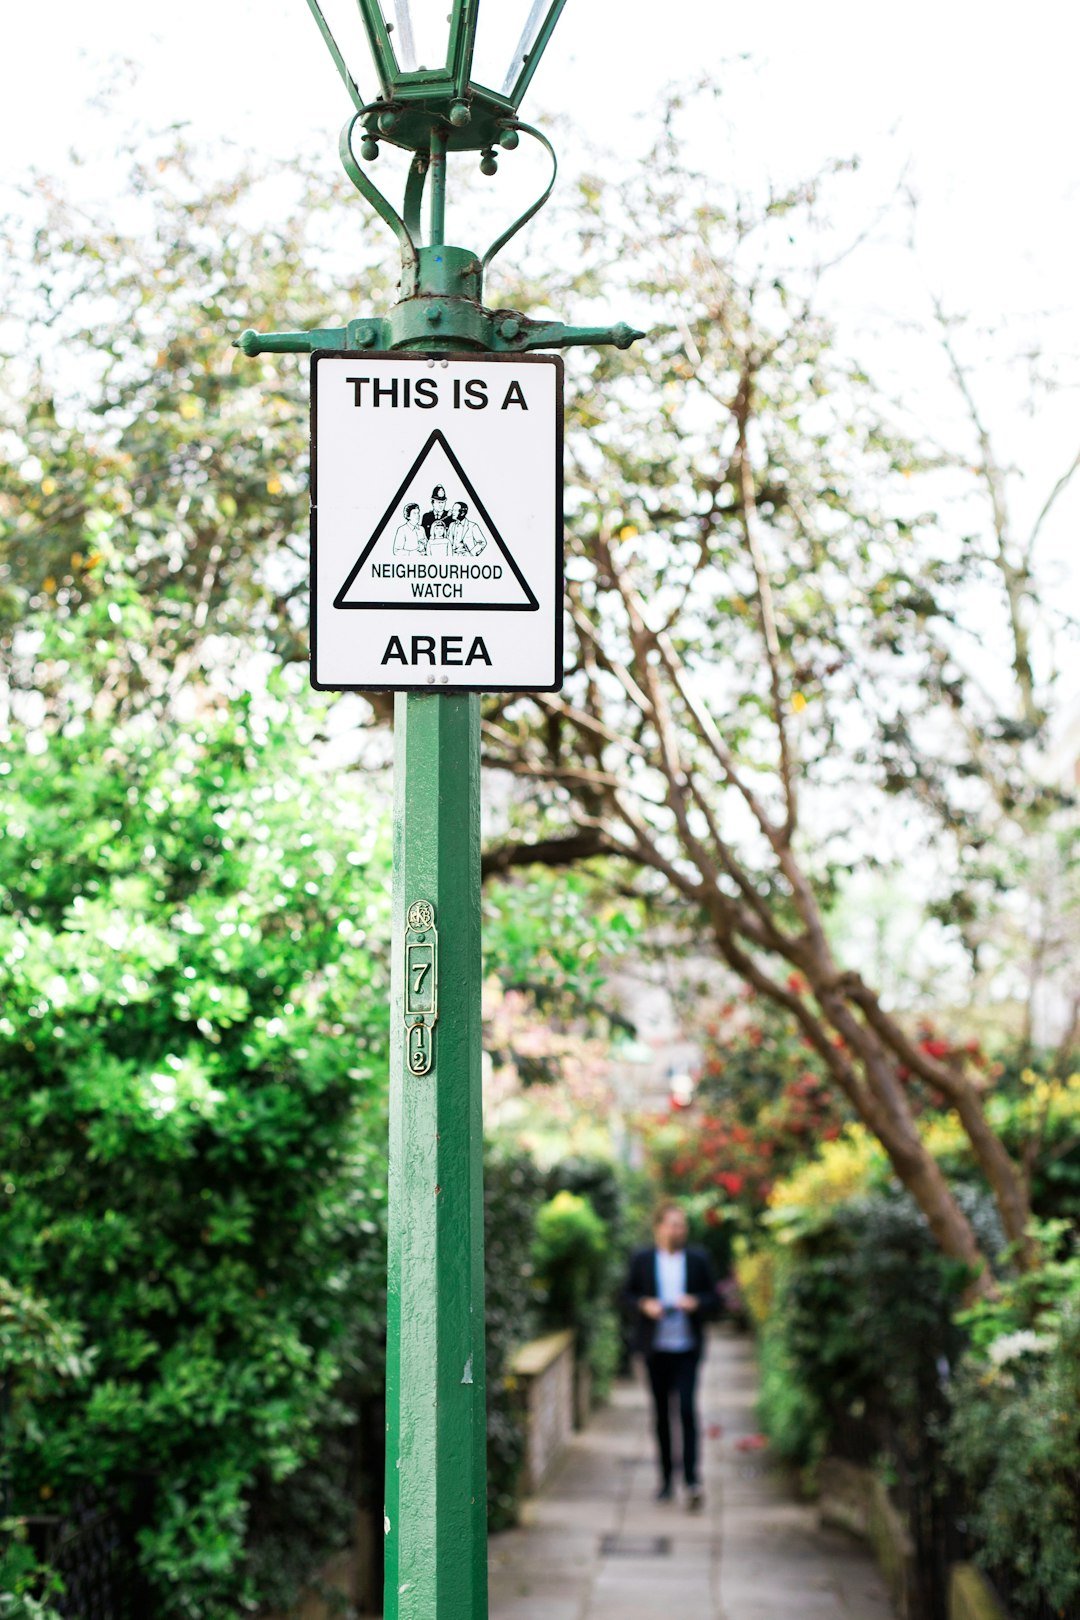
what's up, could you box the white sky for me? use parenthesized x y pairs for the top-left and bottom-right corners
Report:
(5, 0), (1080, 613)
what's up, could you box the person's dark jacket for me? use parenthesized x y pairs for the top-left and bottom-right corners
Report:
(623, 1245), (717, 1357)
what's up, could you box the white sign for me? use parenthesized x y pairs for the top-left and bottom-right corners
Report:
(310, 354), (563, 691)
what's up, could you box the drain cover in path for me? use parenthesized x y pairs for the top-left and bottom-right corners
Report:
(599, 1535), (671, 1557)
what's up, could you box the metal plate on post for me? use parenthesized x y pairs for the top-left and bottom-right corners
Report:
(404, 898), (438, 1075)
(310, 352), (563, 693)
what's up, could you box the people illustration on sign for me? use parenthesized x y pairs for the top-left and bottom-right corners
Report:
(392, 484), (489, 559)
(392, 503), (425, 554)
(450, 500), (486, 556)
(422, 485), (450, 544)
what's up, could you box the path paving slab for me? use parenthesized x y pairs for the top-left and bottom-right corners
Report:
(489, 1325), (894, 1620)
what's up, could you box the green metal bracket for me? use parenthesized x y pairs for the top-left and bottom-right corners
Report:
(480, 122), (556, 275)
(233, 109), (645, 362)
(235, 321), (361, 355)
(340, 110), (420, 289)
(234, 310), (643, 357)
(402, 152), (428, 245)
(510, 317), (645, 351)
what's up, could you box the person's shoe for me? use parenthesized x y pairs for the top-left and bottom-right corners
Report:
(686, 1485), (704, 1511)
(656, 1480), (674, 1502)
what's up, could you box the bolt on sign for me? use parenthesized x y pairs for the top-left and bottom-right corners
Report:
(310, 353), (563, 692)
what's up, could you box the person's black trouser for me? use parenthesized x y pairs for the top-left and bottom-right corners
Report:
(645, 1349), (701, 1487)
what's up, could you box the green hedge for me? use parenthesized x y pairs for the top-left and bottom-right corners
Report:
(534, 1157), (644, 1400)
(0, 682), (392, 1618)
(751, 1170), (1080, 1620)
(759, 1185), (1001, 1467)
(483, 1147), (546, 1530)
(945, 1236), (1080, 1618)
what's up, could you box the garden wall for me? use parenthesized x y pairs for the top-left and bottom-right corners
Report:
(509, 1328), (577, 1494)
(949, 1565), (1011, 1620)
(819, 1460), (1014, 1620)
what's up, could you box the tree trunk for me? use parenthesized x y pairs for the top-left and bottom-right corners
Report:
(816, 992), (994, 1293)
(841, 977), (1036, 1264)
(709, 917), (995, 1293)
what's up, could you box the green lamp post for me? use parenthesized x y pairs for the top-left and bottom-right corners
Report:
(236, 9), (642, 1620)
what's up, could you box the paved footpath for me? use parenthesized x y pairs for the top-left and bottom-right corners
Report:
(489, 1326), (894, 1620)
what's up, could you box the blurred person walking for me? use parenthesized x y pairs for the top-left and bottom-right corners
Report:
(624, 1199), (716, 1508)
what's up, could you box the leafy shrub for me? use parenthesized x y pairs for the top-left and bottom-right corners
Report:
(584, 1310), (622, 1397)
(532, 1189), (621, 1401)
(756, 1183), (1001, 1467)
(483, 1146), (545, 1531)
(735, 1125), (884, 1374)
(544, 1157), (624, 1234)
(732, 1105), (1080, 1618)
(946, 1233), (1080, 1618)
(756, 1315), (823, 1466)
(0, 1536), (65, 1620)
(0, 664), (392, 1619)
(678, 1190), (738, 1280)
(533, 1191), (606, 1305)
(0, 1280), (90, 1617)
(988, 1072), (1080, 1223)
(543, 1156), (646, 1389)
(533, 1191), (609, 1326)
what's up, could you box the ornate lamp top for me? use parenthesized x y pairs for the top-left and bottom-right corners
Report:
(235, 0), (645, 359)
(309, 0), (566, 155)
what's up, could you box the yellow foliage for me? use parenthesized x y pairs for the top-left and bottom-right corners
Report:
(1028, 1072), (1080, 1115)
(919, 1112), (969, 1161)
(791, 691), (808, 713)
(988, 1070), (1080, 1135)
(735, 1244), (776, 1327)
(768, 1125), (882, 1216)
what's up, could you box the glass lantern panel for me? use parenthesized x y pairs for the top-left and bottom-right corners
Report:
(312, 0), (377, 87)
(377, 0), (452, 74)
(470, 0), (553, 99)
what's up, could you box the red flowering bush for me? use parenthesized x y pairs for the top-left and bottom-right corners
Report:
(644, 992), (849, 1222)
(644, 999), (1002, 1231)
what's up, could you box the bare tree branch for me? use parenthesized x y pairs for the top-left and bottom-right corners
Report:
(732, 357), (800, 835)
(933, 298), (1040, 727)
(481, 829), (617, 880)
(1029, 441), (1080, 553)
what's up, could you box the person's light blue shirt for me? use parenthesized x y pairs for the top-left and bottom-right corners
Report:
(654, 1248), (694, 1352)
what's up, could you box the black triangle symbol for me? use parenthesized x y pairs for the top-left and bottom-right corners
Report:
(333, 428), (539, 612)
